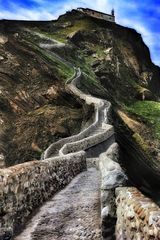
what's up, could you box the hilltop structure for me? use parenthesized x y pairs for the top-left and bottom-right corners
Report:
(77, 8), (115, 23)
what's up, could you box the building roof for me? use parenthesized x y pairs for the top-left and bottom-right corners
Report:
(77, 8), (114, 18)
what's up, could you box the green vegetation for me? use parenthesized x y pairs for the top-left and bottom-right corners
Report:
(31, 27), (66, 43)
(127, 101), (160, 139)
(36, 47), (75, 81)
(23, 37), (74, 81)
(135, 85), (150, 95)
(31, 18), (97, 43)
(57, 19), (97, 37)
(77, 56), (98, 82)
(132, 133), (149, 152)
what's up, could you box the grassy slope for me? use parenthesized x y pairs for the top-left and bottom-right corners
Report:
(28, 20), (108, 97)
(21, 31), (74, 81)
(126, 101), (160, 139)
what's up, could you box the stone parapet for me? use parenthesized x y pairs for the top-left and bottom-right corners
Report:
(43, 68), (112, 160)
(60, 125), (114, 155)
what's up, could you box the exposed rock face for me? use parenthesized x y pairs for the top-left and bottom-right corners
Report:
(51, 10), (160, 189)
(0, 34), (8, 44)
(0, 67), (115, 239)
(57, 10), (160, 101)
(42, 10), (160, 172)
(0, 10), (160, 169)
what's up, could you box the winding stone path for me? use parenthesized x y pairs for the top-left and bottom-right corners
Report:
(15, 168), (101, 240)
(12, 34), (113, 239)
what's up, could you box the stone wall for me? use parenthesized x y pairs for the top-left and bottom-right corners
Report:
(43, 68), (113, 159)
(77, 8), (115, 23)
(1, 64), (159, 240)
(42, 107), (99, 158)
(116, 187), (160, 239)
(99, 143), (127, 239)
(60, 125), (113, 155)
(43, 70), (100, 159)
(0, 152), (86, 239)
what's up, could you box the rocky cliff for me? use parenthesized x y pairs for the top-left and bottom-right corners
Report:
(0, 9), (160, 173)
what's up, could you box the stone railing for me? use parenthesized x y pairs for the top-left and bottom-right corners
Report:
(1, 55), (159, 239)
(42, 105), (99, 158)
(24, 28), (160, 239)
(116, 187), (160, 239)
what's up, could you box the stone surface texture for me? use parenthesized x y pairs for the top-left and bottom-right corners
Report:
(0, 152), (86, 239)
(116, 187), (160, 240)
(15, 168), (101, 240)
(99, 143), (127, 239)
(43, 68), (113, 159)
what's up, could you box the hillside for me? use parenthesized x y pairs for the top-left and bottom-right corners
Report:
(0, 19), (93, 167)
(0, 9), (160, 171)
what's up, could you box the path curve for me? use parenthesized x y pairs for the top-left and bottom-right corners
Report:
(43, 68), (114, 160)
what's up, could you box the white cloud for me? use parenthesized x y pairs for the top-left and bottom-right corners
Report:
(81, 0), (112, 12)
(0, 8), (54, 20)
(0, 0), (159, 65)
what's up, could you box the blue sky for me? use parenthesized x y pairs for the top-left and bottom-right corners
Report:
(0, 0), (159, 66)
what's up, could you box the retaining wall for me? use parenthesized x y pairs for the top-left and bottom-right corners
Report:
(60, 125), (113, 155)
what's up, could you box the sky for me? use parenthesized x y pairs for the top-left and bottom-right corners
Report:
(0, 0), (159, 66)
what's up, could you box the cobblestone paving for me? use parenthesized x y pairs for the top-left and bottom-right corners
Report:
(15, 168), (101, 240)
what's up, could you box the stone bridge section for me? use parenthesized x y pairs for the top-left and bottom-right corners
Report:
(0, 68), (114, 239)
